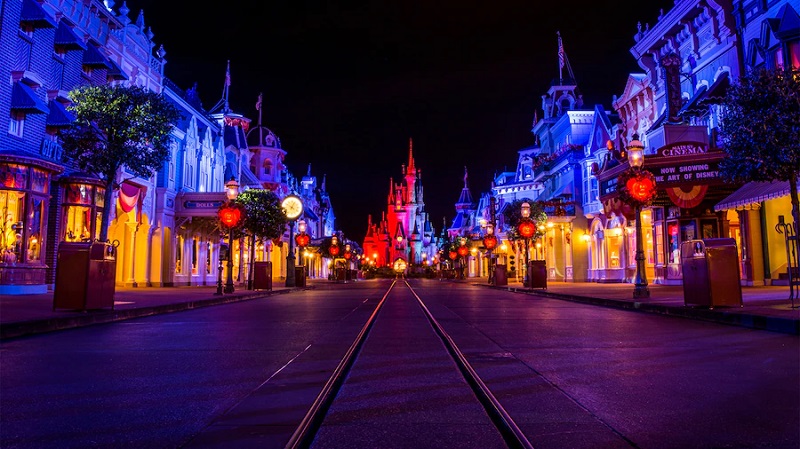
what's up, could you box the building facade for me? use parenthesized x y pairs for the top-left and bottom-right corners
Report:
(0, 0), (335, 295)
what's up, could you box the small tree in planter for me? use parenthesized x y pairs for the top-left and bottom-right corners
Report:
(233, 189), (288, 288)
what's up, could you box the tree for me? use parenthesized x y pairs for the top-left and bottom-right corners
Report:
(234, 189), (288, 242)
(59, 85), (180, 242)
(719, 68), (800, 236)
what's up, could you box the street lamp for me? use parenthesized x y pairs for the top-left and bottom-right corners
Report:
(220, 177), (240, 294)
(457, 236), (469, 279)
(518, 202), (536, 287)
(627, 135), (651, 299)
(281, 194), (304, 287)
(295, 219), (310, 285)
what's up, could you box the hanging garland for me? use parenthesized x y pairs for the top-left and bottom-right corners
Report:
(617, 167), (658, 209)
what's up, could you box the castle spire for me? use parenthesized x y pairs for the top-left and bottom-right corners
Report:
(408, 137), (415, 171)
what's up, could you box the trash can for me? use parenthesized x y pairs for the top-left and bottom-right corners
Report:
(54, 241), (116, 311)
(295, 266), (306, 287)
(494, 264), (508, 286)
(253, 261), (272, 291)
(681, 238), (742, 308)
(528, 260), (547, 289)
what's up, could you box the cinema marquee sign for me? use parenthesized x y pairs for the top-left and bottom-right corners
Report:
(658, 142), (708, 157)
(600, 143), (722, 196)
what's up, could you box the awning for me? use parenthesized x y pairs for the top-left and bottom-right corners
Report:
(46, 100), (74, 127)
(20, 0), (56, 28)
(82, 45), (111, 68)
(106, 59), (128, 80)
(714, 180), (799, 211)
(11, 82), (49, 113)
(678, 84), (708, 116)
(54, 21), (86, 50)
(698, 71), (730, 107)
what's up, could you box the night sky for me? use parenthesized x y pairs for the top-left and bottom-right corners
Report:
(125, 0), (674, 241)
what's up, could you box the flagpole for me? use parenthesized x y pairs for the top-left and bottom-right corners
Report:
(557, 31), (563, 85)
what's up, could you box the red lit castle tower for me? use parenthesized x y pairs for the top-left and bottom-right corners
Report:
(362, 139), (438, 271)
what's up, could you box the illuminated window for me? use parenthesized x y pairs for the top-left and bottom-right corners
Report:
(0, 191), (25, 264)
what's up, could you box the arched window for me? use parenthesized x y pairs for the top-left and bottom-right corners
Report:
(263, 160), (272, 175)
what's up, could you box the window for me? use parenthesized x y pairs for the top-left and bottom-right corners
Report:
(8, 111), (24, 137)
(263, 160), (272, 175)
(1, 190), (25, 264)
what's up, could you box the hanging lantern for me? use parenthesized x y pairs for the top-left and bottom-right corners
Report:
(626, 175), (657, 202)
(344, 251), (352, 260)
(457, 245), (469, 257)
(329, 244), (340, 256)
(295, 233), (310, 248)
(483, 234), (498, 250)
(218, 203), (243, 228)
(518, 218), (535, 239)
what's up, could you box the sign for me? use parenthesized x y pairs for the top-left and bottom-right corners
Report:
(658, 142), (708, 158)
(601, 160), (721, 196)
(651, 160), (720, 187)
(184, 200), (224, 209)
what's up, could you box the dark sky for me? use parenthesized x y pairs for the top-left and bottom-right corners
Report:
(125, 0), (674, 240)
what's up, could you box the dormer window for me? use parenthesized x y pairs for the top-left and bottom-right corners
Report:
(263, 160), (272, 175)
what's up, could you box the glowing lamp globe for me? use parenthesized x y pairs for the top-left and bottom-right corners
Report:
(518, 219), (535, 239)
(218, 205), (241, 228)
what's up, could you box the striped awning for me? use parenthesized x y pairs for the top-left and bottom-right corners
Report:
(20, 0), (56, 28)
(82, 45), (111, 68)
(54, 21), (86, 50)
(11, 82), (49, 113)
(46, 100), (75, 127)
(714, 180), (798, 211)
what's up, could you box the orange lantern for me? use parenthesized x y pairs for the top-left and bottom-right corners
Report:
(457, 245), (469, 257)
(518, 218), (535, 239)
(448, 251), (458, 260)
(344, 251), (352, 260)
(218, 204), (242, 228)
(295, 233), (310, 248)
(483, 235), (498, 250)
(626, 175), (656, 202)
(330, 245), (340, 256)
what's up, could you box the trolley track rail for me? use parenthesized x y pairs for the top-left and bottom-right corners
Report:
(284, 279), (534, 449)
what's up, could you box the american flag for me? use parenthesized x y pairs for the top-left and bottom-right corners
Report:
(558, 32), (565, 69)
(255, 93), (262, 111)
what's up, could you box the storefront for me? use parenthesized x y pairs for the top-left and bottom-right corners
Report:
(597, 141), (739, 285)
(0, 154), (62, 294)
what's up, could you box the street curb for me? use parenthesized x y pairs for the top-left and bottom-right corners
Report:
(0, 287), (309, 341)
(480, 284), (799, 336)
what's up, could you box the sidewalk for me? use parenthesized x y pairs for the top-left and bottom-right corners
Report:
(479, 280), (799, 335)
(1, 279), (798, 340)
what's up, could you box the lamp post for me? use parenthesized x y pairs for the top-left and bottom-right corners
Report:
(628, 135), (651, 299)
(281, 195), (303, 287)
(223, 177), (240, 294)
(457, 236), (469, 279)
(517, 202), (536, 287)
(295, 219), (309, 285)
